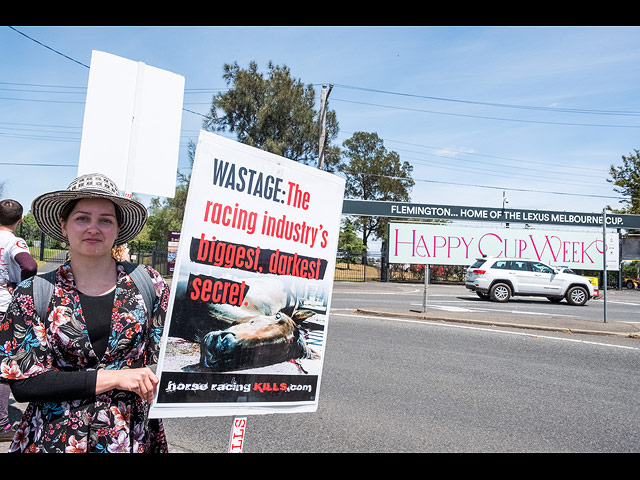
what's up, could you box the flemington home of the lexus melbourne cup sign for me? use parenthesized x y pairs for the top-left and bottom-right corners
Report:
(342, 199), (640, 230)
(341, 200), (634, 271)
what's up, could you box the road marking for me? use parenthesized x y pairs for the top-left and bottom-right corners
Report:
(332, 312), (640, 351)
(334, 289), (422, 295)
(409, 302), (579, 318)
(608, 300), (640, 306)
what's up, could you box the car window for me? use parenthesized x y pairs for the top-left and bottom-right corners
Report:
(508, 261), (529, 271)
(530, 262), (554, 274)
(470, 260), (486, 268)
(492, 260), (509, 269)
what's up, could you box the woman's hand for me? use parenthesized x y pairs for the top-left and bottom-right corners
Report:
(96, 367), (159, 403)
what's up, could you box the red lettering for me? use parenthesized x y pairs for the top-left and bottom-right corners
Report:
(447, 236), (461, 257)
(478, 233), (502, 257)
(189, 276), (247, 306)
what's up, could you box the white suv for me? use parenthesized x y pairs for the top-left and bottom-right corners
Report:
(465, 257), (596, 306)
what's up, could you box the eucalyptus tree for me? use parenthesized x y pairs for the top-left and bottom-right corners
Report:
(338, 131), (414, 259)
(609, 149), (640, 215)
(204, 61), (340, 171)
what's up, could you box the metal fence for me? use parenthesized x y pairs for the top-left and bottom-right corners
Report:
(332, 249), (466, 284)
(18, 224), (68, 266)
(127, 241), (169, 276)
(383, 264), (466, 284)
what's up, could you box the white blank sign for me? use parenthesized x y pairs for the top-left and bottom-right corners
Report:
(78, 50), (185, 198)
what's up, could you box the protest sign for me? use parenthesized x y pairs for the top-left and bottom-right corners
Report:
(78, 50), (184, 198)
(149, 132), (345, 418)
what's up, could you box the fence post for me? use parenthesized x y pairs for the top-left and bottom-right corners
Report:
(39, 232), (45, 261)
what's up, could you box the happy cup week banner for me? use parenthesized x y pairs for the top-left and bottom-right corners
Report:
(389, 223), (619, 270)
(150, 132), (345, 418)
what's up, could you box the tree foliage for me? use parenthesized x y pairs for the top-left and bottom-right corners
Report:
(338, 218), (367, 266)
(609, 149), (640, 214)
(338, 131), (414, 248)
(203, 61), (340, 171)
(17, 213), (40, 241)
(141, 143), (194, 243)
(144, 183), (188, 243)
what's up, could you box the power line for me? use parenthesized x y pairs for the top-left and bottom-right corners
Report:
(8, 26), (90, 68)
(6, 26), (209, 120)
(338, 131), (606, 177)
(332, 97), (640, 129)
(332, 83), (640, 117)
(354, 173), (625, 201)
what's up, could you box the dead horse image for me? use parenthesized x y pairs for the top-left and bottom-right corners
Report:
(175, 277), (321, 373)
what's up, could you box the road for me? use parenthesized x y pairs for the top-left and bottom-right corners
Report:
(332, 281), (640, 325)
(161, 282), (640, 453)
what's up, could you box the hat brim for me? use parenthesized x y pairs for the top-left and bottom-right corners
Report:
(31, 190), (148, 245)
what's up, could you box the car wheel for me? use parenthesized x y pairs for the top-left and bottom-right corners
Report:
(627, 280), (635, 289)
(476, 292), (489, 300)
(566, 286), (588, 306)
(490, 283), (511, 302)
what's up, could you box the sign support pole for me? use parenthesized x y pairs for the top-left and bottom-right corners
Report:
(423, 264), (429, 313)
(603, 208), (607, 323)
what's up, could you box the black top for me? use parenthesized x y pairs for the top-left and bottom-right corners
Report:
(10, 289), (114, 403)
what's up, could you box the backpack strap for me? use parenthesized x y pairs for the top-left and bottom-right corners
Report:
(32, 269), (57, 321)
(121, 261), (156, 317)
(121, 262), (158, 372)
(32, 263), (157, 322)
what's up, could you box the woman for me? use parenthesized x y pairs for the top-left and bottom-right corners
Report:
(0, 173), (169, 453)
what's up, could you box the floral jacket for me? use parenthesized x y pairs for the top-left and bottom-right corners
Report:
(0, 261), (169, 453)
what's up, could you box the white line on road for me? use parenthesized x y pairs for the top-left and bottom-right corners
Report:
(332, 312), (640, 351)
(608, 300), (640, 306)
(409, 302), (579, 317)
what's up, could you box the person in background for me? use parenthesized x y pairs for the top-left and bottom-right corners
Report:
(0, 174), (169, 453)
(111, 243), (131, 261)
(0, 199), (37, 441)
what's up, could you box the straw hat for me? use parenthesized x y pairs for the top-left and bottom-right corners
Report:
(31, 173), (148, 245)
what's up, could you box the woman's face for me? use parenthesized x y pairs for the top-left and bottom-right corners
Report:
(60, 198), (120, 259)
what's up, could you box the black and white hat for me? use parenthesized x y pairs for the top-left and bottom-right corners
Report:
(31, 173), (148, 245)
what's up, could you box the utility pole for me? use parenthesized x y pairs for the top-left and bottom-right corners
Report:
(318, 84), (333, 170)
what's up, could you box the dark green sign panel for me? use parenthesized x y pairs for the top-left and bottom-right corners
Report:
(342, 199), (640, 229)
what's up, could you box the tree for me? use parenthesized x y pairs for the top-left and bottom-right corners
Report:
(141, 142), (194, 243)
(338, 218), (367, 268)
(608, 149), (640, 214)
(203, 61), (340, 171)
(338, 131), (414, 256)
(17, 213), (40, 244)
(144, 185), (188, 243)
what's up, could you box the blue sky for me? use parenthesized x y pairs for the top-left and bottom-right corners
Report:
(2, 26), (640, 230)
